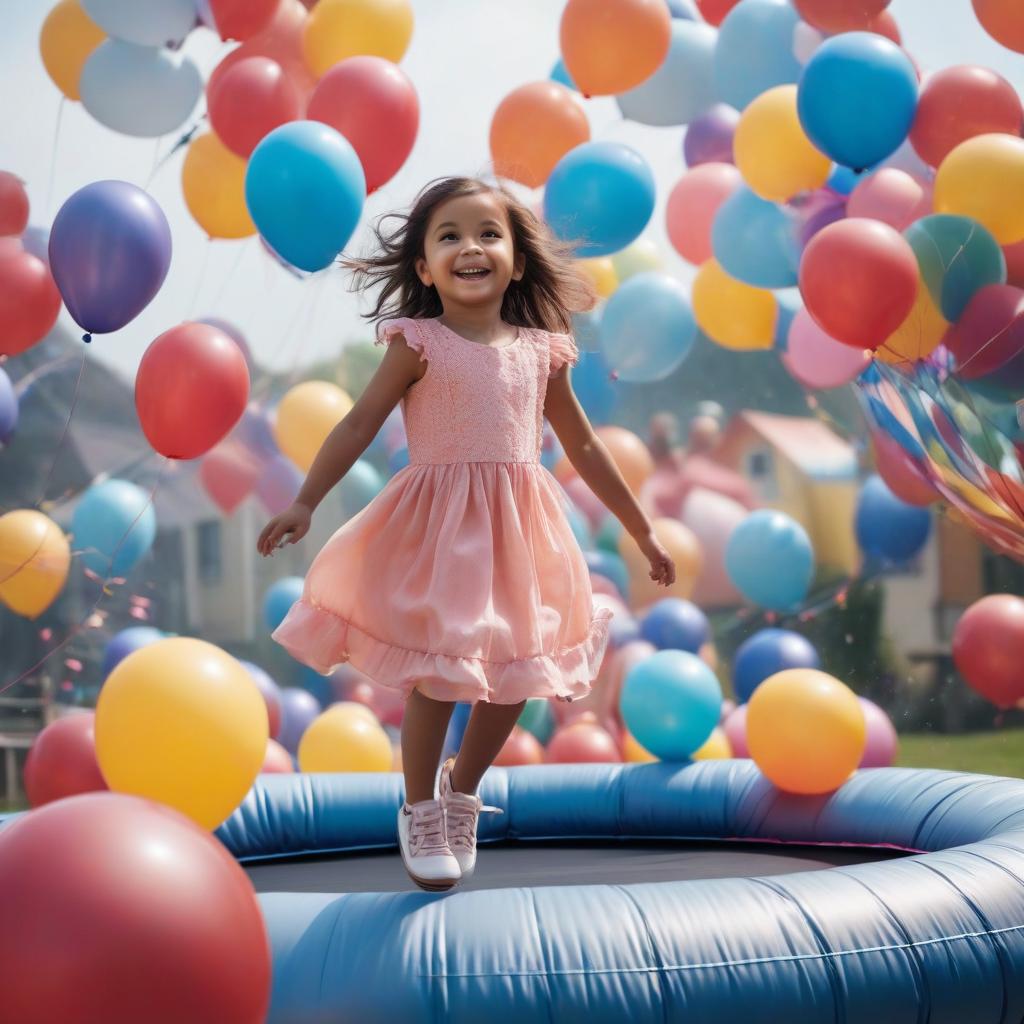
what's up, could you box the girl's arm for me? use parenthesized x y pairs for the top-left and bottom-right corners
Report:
(544, 365), (675, 586)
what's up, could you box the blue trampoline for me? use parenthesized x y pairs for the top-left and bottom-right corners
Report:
(217, 760), (1024, 1023)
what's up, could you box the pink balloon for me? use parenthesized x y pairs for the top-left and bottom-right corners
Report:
(857, 697), (899, 768)
(666, 162), (743, 265)
(562, 474), (608, 532)
(679, 487), (745, 607)
(722, 702), (749, 757)
(720, 697), (737, 724)
(847, 168), (931, 231)
(589, 572), (621, 598)
(199, 437), (263, 514)
(782, 307), (872, 389)
(261, 738), (294, 773)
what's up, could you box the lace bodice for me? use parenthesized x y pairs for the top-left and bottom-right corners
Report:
(376, 316), (579, 466)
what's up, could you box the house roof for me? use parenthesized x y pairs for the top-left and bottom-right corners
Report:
(721, 411), (858, 481)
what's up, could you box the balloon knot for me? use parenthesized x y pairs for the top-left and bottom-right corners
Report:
(609, 370), (619, 381)
(82, 333), (92, 344)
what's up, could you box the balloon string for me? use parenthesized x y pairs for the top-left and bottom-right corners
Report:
(207, 236), (253, 313)
(144, 112), (207, 190)
(44, 96), (65, 221)
(187, 238), (213, 318)
(33, 343), (87, 511)
(250, 283), (316, 404)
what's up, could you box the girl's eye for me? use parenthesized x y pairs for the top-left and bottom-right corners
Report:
(441, 232), (457, 241)
(483, 230), (500, 238)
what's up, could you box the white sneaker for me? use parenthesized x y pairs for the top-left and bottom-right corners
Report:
(438, 757), (504, 880)
(397, 798), (461, 892)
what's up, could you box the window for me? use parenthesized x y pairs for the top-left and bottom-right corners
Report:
(745, 447), (778, 501)
(197, 521), (222, 585)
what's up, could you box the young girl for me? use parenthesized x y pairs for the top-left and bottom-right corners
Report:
(257, 177), (676, 892)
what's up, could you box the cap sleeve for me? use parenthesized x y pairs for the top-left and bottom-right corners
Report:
(376, 317), (430, 363)
(547, 332), (580, 378)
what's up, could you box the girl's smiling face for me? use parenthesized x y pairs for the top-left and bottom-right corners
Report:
(415, 191), (525, 309)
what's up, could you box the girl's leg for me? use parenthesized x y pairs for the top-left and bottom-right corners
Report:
(449, 697), (526, 795)
(401, 686), (457, 804)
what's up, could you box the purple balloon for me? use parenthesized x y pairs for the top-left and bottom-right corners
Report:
(257, 452), (302, 515)
(0, 366), (17, 445)
(197, 316), (253, 370)
(20, 225), (50, 265)
(239, 660), (283, 740)
(278, 687), (322, 754)
(49, 180), (171, 338)
(236, 403), (278, 459)
(101, 626), (165, 678)
(683, 103), (740, 167)
(858, 697), (899, 768)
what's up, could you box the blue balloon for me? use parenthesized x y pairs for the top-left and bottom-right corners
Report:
(263, 576), (304, 631)
(732, 628), (820, 703)
(797, 33), (918, 170)
(773, 288), (802, 349)
(665, 0), (698, 16)
(827, 165), (869, 196)
(544, 142), (655, 258)
(904, 215), (1006, 323)
(617, 20), (716, 127)
(639, 598), (710, 653)
(621, 650), (722, 760)
(571, 349), (618, 424)
(585, 550), (629, 602)
(599, 273), (696, 382)
(72, 479), (156, 577)
(246, 121), (366, 273)
(572, 309), (601, 352)
(714, 0), (802, 112)
(855, 474), (931, 565)
(339, 459), (383, 519)
(101, 626), (164, 678)
(725, 510), (814, 611)
(712, 186), (800, 288)
(83, 0), (196, 47)
(565, 504), (594, 550)
(550, 57), (577, 91)
(388, 446), (410, 474)
(609, 613), (642, 649)
(277, 687), (322, 754)
(0, 366), (17, 445)
(298, 665), (335, 708)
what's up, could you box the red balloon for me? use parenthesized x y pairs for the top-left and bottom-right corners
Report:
(308, 57), (419, 194)
(953, 594), (1024, 708)
(793, 0), (890, 32)
(909, 65), (1023, 168)
(0, 171), (29, 236)
(208, 0), (281, 41)
(0, 250), (61, 356)
(694, 0), (742, 26)
(135, 322), (250, 460)
(866, 10), (901, 42)
(23, 713), (108, 807)
(199, 438), (263, 513)
(545, 718), (621, 764)
(972, 0), (1024, 55)
(0, 793), (270, 1024)
(871, 431), (938, 507)
(494, 726), (544, 766)
(261, 738), (294, 772)
(1003, 239), (1024, 287)
(943, 284), (1024, 379)
(799, 218), (918, 349)
(208, 57), (303, 158)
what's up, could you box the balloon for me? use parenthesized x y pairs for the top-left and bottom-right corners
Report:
(276, 689), (320, 753)
(338, 458), (384, 518)
(722, 702), (749, 756)
(695, 0), (741, 26)
(302, 0), (413, 76)
(570, 348), (618, 425)
(875, 282), (948, 366)
(725, 509), (814, 611)
(943, 283), (1024, 380)
(910, 65), (1022, 169)
(855, 474), (931, 565)
(263, 576), (304, 631)
(794, 189), (847, 249)
(678, 488), (746, 607)
(666, 162), (743, 265)
(732, 628), (820, 704)
(0, 251), (61, 356)
(683, 103), (740, 167)
(714, 0), (802, 112)
(23, 712), (107, 807)
(71, 479), (156, 578)
(273, 379), (353, 472)
(598, 272), (696, 382)
(559, 0), (672, 97)
(82, 0), (194, 46)
(544, 141), (656, 258)
(781, 308), (871, 389)
(308, 56), (419, 194)
(799, 218), (918, 349)
(735, 85), (831, 202)
(199, 438), (262, 514)
(246, 121), (366, 273)
(494, 726), (545, 766)
(847, 168), (930, 231)
(858, 696), (899, 768)
(0, 366), (17, 444)
(549, 56), (577, 92)
(578, 257), (617, 298)
(39, 0), (106, 102)
(298, 705), (393, 771)
(870, 430), (937, 506)
(692, 259), (777, 351)
(257, 452), (303, 514)
(692, 726), (732, 760)
(518, 697), (556, 745)
(101, 626), (164, 678)
(616, 19), (716, 127)
(712, 185), (800, 288)
(793, 0), (891, 32)
(95, 637), (268, 829)
(545, 719), (621, 763)
(594, 425), (655, 495)
(620, 649), (722, 760)
(639, 597), (709, 653)
(747, 669), (865, 794)
(1004, 239), (1024, 288)
(972, 0), (1024, 54)
(0, 172), (29, 236)
(180, 134), (256, 240)
(262, 738), (295, 772)
(0, 510), (71, 618)
(934, 133), (1024, 245)
(952, 593), (1024, 708)
(208, 0), (280, 40)
(49, 180), (171, 337)
(797, 33), (917, 170)
(610, 238), (662, 282)
(619, 516), (703, 606)
(136, 322), (250, 459)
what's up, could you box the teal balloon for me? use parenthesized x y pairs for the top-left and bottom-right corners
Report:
(518, 698), (555, 744)
(550, 57), (577, 92)
(246, 121), (366, 272)
(620, 650), (722, 760)
(585, 550), (629, 601)
(71, 479), (156, 577)
(597, 515), (623, 555)
(565, 505), (594, 550)
(571, 349), (618, 424)
(263, 576), (304, 631)
(904, 215), (1006, 323)
(599, 273), (696, 382)
(712, 186), (799, 288)
(339, 459), (383, 519)
(725, 510), (814, 611)
(773, 288), (802, 349)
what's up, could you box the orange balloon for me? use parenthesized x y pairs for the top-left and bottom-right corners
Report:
(972, 0), (1024, 54)
(490, 81), (590, 189)
(619, 516), (703, 607)
(623, 729), (658, 763)
(494, 726), (545, 766)
(594, 425), (655, 495)
(560, 0), (672, 97)
(39, 0), (105, 102)
(746, 669), (866, 795)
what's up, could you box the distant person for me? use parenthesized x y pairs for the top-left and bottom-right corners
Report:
(256, 177), (675, 892)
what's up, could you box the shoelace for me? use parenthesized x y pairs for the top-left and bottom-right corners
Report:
(444, 794), (503, 852)
(407, 804), (452, 857)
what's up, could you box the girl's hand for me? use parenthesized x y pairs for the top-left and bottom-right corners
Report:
(636, 530), (676, 588)
(257, 503), (311, 557)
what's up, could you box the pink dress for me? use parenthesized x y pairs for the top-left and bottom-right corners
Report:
(271, 315), (614, 705)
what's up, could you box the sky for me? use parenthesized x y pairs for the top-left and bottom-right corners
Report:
(2, 0), (1022, 382)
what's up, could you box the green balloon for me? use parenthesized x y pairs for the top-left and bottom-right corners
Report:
(517, 698), (555, 744)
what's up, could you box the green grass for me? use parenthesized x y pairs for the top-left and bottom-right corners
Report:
(896, 728), (1024, 779)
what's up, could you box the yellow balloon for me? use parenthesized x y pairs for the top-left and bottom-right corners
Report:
(95, 638), (268, 829)
(181, 134), (255, 240)
(734, 85), (831, 202)
(579, 257), (618, 299)
(692, 726), (732, 761)
(610, 238), (662, 283)
(328, 700), (381, 727)
(299, 705), (394, 771)
(302, 0), (414, 78)
(274, 380), (354, 472)
(0, 510), (71, 619)
(39, 0), (105, 102)
(934, 133), (1024, 244)
(623, 729), (658, 763)
(876, 284), (948, 366)
(746, 669), (865, 795)
(618, 516), (703, 607)
(692, 259), (777, 351)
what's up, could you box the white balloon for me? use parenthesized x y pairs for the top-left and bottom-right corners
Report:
(83, 0), (197, 47)
(81, 40), (202, 138)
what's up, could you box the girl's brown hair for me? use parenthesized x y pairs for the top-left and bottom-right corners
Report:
(342, 176), (597, 335)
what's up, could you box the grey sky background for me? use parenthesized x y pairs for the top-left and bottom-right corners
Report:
(1, 0), (1022, 382)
